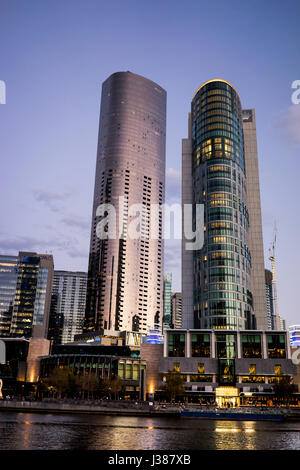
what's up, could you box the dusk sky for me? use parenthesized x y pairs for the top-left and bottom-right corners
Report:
(0, 0), (299, 326)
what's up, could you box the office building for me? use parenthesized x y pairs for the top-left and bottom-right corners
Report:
(242, 109), (268, 330)
(265, 269), (274, 329)
(163, 273), (172, 328)
(84, 72), (166, 335)
(265, 269), (286, 330)
(289, 325), (300, 347)
(39, 341), (146, 400)
(10, 252), (53, 338)
(0, 255), (18, 337)
(144, 329), (297, 405)
(171, 292), (182, 329)
(182, 79), (267, 330)
(279, 317), (286, 331)
(48, 270), (87, 344)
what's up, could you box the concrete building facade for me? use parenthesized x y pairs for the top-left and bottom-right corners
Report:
(242, 109), (268, 330)
(145, 329), (297, 405)
(171, 292), (182, 329)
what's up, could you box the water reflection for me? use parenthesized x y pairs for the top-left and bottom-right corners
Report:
(0, 412), (299, 450)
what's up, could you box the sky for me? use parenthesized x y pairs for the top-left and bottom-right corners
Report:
(0, 0), (299, 327)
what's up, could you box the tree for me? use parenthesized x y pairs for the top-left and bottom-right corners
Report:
(161, 371), (185, 402)
(99, 375), (123, 399)
(273, 375), (296, 404)
(110, 376), (123, 400)
(77, 373), (100, 399)
(46, 367), (78, 399)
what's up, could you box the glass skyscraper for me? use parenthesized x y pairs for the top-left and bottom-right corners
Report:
(49, 270), (87, 344)
(182, 79), (254, 330)
(163, 273), (172, 328)
(9, 252), (53, 338)
(0, 255), (18, 336)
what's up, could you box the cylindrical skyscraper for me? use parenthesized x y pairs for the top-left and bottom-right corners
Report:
(182, 79), (253, 330)
(84, 72), (166, 335)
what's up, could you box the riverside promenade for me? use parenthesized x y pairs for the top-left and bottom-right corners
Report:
(0, 399), (182, 417)
(1, 399), (300, 420)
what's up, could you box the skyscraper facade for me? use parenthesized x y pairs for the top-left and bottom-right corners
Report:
(84, 72), (166, 335)
(265, 268), (286, 331)
(171, 292), (182, 329)
(49, 270), (87, 344)
(242, 109), (268, 330)
(265, 269), (274, 330)
(0, 255), (18, 337)
(163, 273), (172, 328)
(182, 79), (262, 330)
(9, 252), (53, 338)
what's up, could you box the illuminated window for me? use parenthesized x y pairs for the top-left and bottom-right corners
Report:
(275, 365), (282, 376)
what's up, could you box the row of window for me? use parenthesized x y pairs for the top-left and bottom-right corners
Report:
(172, 362), (283, 377)
(168, 333), (286, 359)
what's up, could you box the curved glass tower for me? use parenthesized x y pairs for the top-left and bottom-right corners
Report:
(189, 79), (252, 330)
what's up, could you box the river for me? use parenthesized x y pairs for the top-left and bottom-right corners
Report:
(0, 411), (299, 450)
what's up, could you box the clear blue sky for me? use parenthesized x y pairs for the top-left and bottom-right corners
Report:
(0, 0), (299, 326)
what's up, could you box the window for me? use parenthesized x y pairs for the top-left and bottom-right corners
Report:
(267, 334), (286, 358)
(241, 334), (262, 358)
(168, 333), (185, 357)
(190, 375), (212, 382)
(216, 334), (236, 358)
(191, 333), (210, 357)
(219, 359), (235, 385)
(241, 376), (265, 383)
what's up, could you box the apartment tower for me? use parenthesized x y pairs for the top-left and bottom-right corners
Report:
(49, 271), (87, 344)
(182, 79), (267, 330)
(84, 72), (166, 335)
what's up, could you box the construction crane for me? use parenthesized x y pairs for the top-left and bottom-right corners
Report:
(269, 222), (279, 329)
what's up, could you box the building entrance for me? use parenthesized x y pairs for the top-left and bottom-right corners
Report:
(215, 387), (240, 408)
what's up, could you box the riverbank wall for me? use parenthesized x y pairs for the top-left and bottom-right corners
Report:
(0, 400), (181, 417)
(1, 401), (300, 420)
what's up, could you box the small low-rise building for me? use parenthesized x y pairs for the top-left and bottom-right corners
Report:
(39, 342), (146, 399)
(143, 329), (298, 406)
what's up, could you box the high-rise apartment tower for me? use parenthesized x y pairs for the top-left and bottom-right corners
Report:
(84, 72), (166, 335)
(49, 271), (87, 344)
(182, 79), (267, 330)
